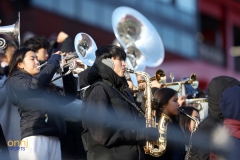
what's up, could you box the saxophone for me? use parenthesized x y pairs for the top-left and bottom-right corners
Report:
(125, 68), (172, 157)
(178, 108), (200, 160)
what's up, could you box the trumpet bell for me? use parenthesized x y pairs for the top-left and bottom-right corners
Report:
(154, 69), (166, 84)
(0, 12), (20, 48)
(74, 32), (97, 66)
(112, 6), (164, 67)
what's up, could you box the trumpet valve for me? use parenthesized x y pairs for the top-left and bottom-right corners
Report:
(69, 60), (77, 70)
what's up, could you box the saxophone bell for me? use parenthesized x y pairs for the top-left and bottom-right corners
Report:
(129, 70), (172, 157)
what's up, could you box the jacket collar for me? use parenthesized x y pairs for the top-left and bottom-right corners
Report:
(87, 58), (128, 92)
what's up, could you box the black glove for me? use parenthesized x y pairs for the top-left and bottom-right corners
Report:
(136, 127), (159, 142)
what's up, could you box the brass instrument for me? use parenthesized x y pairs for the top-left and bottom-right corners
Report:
(37, 53), (78, 82)
(74, 32), (97, 67)
(164, 73), (198, 91)
(126, 68), (172, 157)
(38, 32), (97, 84)
(186, 98), (208, 111)
(37, 62), (47, 69)
(186, 98), (208, 121)
(112, 6), (165, 88)
(178, 108), (200, 160)
(138, 69), (166, 84)
(112, 6), (164, 67)
(74, 32), (97, 90)
(0, 12), (20, 49)
(136, 70), (198, 95)
(51, 53), (78, 82)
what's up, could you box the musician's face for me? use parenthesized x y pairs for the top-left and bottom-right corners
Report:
(36, 48), (49, 61)
(189, 110), (200, 132)
(18, 51), (40, 76)
(163, 94), (179, 116)
(111, 56), (126, 77)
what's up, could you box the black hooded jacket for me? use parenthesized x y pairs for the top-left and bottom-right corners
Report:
(190, 76), (240, 160)
(81, 58), (145, 160)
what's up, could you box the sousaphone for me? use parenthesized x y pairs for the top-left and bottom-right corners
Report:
(112, 6), (164, 68)
(74, 32), (97, 66)
(0, 12), (20, 49)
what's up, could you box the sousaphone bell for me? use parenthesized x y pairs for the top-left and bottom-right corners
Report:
(0, 12), (20, 49)
(74, 32), (97, 67)
(112, 6), (164, 68)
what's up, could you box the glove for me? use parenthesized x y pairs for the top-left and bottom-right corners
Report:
(136, 127), (159, 142)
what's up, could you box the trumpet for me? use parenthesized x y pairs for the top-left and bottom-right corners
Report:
(52, 52), (83, 81)
(37, 52), (80, 82)
(138, 69), (166, 84)
(133, 69), (198, 94)
(163, 73), (198, 91)
(186, 98), (208, 104)
(37, 52), (78, 69)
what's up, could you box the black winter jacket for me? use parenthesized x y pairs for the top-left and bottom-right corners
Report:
(190, 76), (240, 160)
(5, 54), (77, 139)
(82, 58), (145, 160)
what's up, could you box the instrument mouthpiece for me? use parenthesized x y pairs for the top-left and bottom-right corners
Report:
(125, 68), (135, 73)
(37, 62), (47, 69)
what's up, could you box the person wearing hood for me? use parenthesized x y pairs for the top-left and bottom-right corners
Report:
(210, 85), (240, 160)
(81, 44), (159, 160)
(190, 76), (240, 160)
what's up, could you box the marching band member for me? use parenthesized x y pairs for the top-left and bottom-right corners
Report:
(190, 76), (240, 160)
(5, 48), (77, 160)
(210, 85), (240, 160)
(0, 39), (20, 160)
(149, 88), (185, 160)
(23, 36), (49, 64)
(82, 44), (159, 160)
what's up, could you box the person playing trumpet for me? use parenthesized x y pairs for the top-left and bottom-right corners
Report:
(5, 48), (78, 160)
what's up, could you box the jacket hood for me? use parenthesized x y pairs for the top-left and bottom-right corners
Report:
(87, 58), (128, 92)
(208, 76), (240, 121)
(220, 86), (240, 121)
